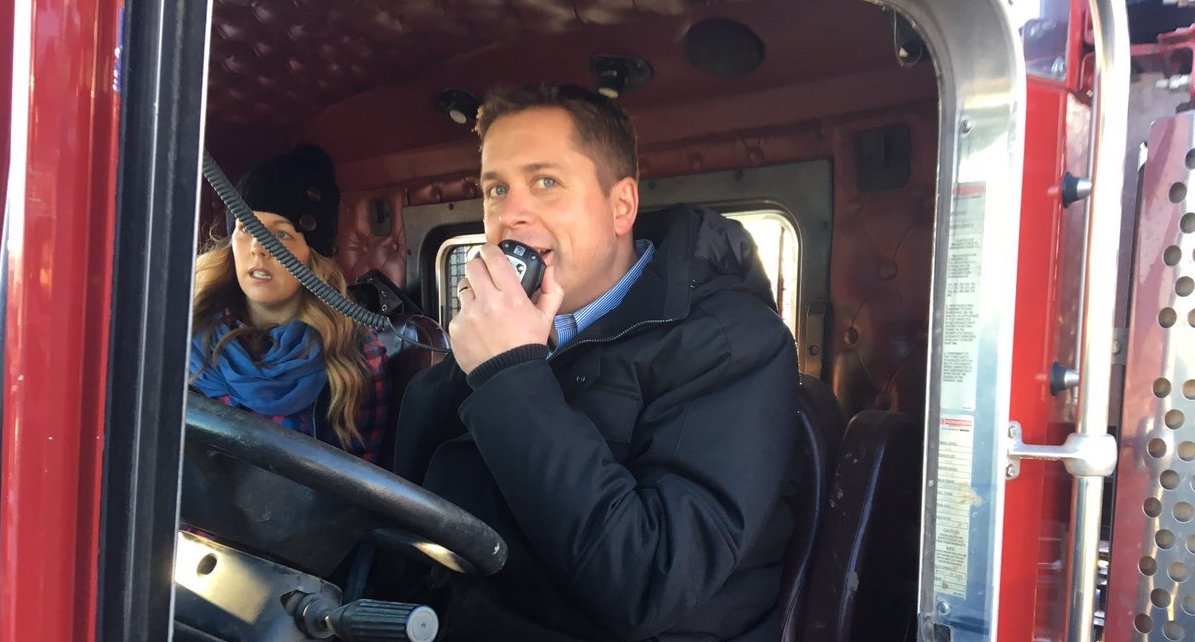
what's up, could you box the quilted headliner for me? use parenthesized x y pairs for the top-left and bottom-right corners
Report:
(208, 0), (748, 124)
(203, 0), (940, 422)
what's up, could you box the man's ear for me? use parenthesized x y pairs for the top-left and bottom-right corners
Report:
(610, 176), (639, 237)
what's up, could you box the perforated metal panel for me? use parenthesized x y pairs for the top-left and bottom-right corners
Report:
(1106, 111), (1195, 641)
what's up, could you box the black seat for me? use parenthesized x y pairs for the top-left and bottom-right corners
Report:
(350, 270), (451, 471)
(799, 410), (922, 642)
(797, 374), (849, 466)
(372, 314), (449, 471)
(778, 375), (847, 642)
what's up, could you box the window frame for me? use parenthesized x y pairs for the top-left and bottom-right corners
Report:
(434, 233), (487, 325)
(725, 209), (801, 335)
(409, 161), (832, 376)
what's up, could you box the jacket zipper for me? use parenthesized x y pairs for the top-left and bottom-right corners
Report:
(547, 317), (681, 362)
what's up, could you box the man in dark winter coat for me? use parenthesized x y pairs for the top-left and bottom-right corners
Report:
(395, 84), (803, 641)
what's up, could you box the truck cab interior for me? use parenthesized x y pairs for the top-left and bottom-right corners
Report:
(163, 0), (1027, 639)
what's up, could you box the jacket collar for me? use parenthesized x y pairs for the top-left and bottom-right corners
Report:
(557, 205), (701, 352)
(559, 203), (778, 355)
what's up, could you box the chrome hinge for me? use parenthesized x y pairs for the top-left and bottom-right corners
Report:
(1005, 422), (1118, 480)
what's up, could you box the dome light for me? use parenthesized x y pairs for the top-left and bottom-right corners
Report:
(589, 54), (652, 100)
(435, 88), (480, 126)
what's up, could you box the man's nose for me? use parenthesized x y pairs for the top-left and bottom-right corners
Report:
(498, 187), (536, 229)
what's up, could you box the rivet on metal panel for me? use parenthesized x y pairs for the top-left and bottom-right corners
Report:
(936, 600), (950, 615)
(959, 118), (973, 135)
(1005, 421), (1022, 480)
(1112, 327), (1128, 365)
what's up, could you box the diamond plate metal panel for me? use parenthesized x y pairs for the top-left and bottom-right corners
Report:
(1106, 110), (1195, 642)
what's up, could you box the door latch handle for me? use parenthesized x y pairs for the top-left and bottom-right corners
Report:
(1005, 422), (1117, 479)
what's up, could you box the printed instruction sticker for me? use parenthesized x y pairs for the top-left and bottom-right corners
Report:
(940, 182), (985, 411)
(934, 415), (976, 598)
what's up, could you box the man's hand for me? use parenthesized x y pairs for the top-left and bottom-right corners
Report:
(450, 244), (564, 374)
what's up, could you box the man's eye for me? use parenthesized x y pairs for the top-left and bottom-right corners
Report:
(486, 185), (508, 198)
(536, 177), (557, 189)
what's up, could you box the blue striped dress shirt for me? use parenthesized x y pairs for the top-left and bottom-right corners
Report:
(552, 239), (655, 350)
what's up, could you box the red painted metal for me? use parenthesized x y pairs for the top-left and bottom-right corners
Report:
(999, 75), (1075, 642)
(0, 0), (122, 639)
(0, 0), (13, 227)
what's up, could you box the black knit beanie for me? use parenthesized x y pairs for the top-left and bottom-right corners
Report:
(226, 144), (340, 257)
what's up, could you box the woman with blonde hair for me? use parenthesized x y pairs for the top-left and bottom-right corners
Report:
(189, 144), (390, 462)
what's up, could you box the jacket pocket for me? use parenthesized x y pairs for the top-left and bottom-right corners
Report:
(570, 385), (642, 461)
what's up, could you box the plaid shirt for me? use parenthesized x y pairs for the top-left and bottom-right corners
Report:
(349, 331), (391, 463)
(212, 320), (391, 463)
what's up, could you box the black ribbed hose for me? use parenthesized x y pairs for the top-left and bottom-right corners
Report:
(201, 151), (393, 332)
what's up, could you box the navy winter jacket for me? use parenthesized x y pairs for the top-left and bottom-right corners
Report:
(395, 204), (804, 641)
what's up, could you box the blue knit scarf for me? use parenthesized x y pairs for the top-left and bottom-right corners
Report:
(189, 319), (327, 427)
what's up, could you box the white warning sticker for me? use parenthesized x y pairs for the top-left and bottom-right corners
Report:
(940, 183), (985, 412)
(934, 415), (976, 598)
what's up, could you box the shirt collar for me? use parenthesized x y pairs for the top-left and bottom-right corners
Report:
(552, 239), (655, 350)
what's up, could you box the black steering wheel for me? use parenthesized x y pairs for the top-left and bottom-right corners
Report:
(183, 391), (506, 576)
